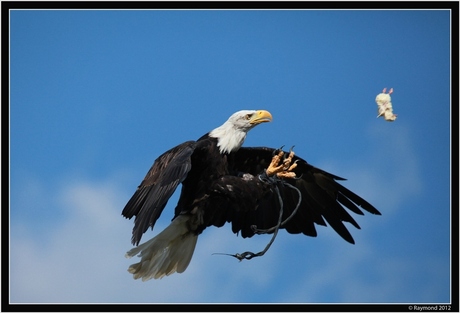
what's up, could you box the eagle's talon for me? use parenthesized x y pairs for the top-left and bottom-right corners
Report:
(266, 146), (297, 179)
(282, 149), (295, 170)
(273, 145), (285, 156)
(287, 161), (297, 172)
(276, 171), (297, 179)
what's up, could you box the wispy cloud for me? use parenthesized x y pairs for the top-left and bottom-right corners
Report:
(9, 123), (447, 304)
(9, 178), (281, 303)
(316, 122), (423, 214)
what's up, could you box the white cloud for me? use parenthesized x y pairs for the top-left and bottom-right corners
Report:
(9, 178), (282, 304)
(281, 238), (450, 304)
(316, 122), (423, 215)
(10, 179), (131, 303)
(9, 124), (447, 304)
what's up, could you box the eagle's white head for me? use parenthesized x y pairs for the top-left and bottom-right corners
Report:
(209, 110), (272, 154)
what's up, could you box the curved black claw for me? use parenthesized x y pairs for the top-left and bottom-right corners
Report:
(281, 145), (295, 164)
(291, 160), (302, 180)
(280, 146), (295, 162)
(273, 145), (285, 156)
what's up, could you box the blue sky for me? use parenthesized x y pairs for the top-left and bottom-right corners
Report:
(8, 8), (453, 305)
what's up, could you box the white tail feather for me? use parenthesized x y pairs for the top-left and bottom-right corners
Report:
(125, 215), (198, 281)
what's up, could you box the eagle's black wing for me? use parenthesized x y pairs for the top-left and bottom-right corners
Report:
(122, 141), (197, 245)
(211, 147), (380, 244)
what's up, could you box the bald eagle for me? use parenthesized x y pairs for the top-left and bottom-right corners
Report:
(122, 110), (380, 280)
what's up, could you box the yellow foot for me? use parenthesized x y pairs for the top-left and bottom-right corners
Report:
(266, 148), (297, 179)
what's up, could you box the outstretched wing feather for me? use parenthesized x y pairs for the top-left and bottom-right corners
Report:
(122, 141), (196, 245)
(212, 146), (380, 243)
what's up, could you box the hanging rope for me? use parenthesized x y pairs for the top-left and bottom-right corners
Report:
(213, 172), (302, 261)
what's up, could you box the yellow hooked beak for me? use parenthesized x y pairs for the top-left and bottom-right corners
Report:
(249, 110), (273, 125)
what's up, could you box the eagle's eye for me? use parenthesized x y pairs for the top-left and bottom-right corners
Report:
(245, 114), (252, 120)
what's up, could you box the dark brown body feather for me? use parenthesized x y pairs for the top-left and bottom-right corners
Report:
(122, 135), (380, 246)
